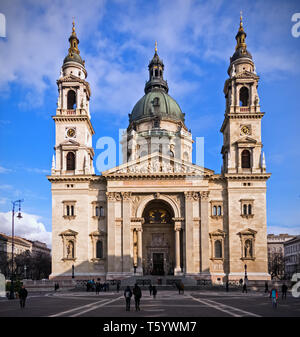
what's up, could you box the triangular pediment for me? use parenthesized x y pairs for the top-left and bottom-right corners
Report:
(238, 228), (257, 236)
(60, 229), (78, 236)
(60, 139), (80, 147)
(234, 136), (257, 144)
(102, 152), (214, 176)
(209, 229), (226, 237)
(235, 70), (259, 80)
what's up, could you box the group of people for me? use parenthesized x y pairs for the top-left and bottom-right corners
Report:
(264, 282), (288, 308)
(86, 279), (110, 293)
(123, 283), (159, 311)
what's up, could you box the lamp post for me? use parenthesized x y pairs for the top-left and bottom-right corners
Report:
(72, 264), (74, 279)
(24, 264), (27, 279)
(244, 263), (247, 281)
(9, 199), (24, 300)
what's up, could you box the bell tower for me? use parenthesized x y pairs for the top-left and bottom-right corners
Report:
(221, 13), (266, 174)
(52, 21), (95, 176)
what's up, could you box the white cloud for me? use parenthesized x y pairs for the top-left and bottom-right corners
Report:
(0, 0), (298, 115)
(0, 211), (51, 248)
(0, 166), (12, 173)
(267, 225), (300, 236)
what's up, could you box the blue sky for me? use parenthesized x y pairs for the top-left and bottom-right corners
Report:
(0, 0), (299, 246)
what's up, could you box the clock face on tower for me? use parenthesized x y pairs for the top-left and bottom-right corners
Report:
(66, 128), (76, 138)
(241, 125), (250, 136)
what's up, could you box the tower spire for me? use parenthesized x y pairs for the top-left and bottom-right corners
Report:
(235, 11), (247, 51)
(155, 41), (158, 54)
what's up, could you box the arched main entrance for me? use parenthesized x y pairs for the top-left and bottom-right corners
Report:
(141, 200), (177, 275)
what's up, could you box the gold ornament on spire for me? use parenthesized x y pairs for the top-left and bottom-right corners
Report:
(155, 41), (157, 53)
(239, 10), (244, 30)
(68, 19), (80, 56)
(235, 11), (247, 52)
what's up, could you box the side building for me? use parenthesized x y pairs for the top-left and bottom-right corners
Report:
(267, 233), (295, 279)
(284, 235), (300, 278)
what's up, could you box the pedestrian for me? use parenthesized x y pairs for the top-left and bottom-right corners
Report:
(270, 287), (278, 308)
(124, 286), (132, 311)
(242, 282), (247, 293)
(264, 281), (269, 293)
(282, 283), (288, 300)
(149, 284), (153, 296)
(117, 281), (120, 293)
(18, 285), (28, 309)
(133, 283), (142, 311)
(152, 285), (157, 299)
(178, 282), (184, 295)
(226, 280), (229, 292)
(96, 279), (101, 295)
(54, 283), (58, 292)
(107, 282), (110, 292)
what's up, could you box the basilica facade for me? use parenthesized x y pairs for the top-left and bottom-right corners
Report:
(49, 17), (271, 283)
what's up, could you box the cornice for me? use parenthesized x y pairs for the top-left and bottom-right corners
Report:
(52, 115), (95, 135)
(224, 173), (271, 181)
(47, 174), (105, 183)
(220, 112), (265, 133)
(104, 173), (212, 180)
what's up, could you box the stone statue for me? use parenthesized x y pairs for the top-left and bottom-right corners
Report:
(231, 64), (236, 77)
(245, 241), (252, 258)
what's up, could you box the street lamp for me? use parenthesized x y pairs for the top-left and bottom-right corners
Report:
(244, 263), (248, 281)
(9, 199), (24, 300)
(72, 264), (74, 279)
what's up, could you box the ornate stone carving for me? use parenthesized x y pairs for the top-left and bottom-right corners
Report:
(106, 192), (122, 201)
(184, 191), (199, 201)
(115, 158), (202, 174)
(200, 191), (210, 200)
(154, 192), (160, 199)
(121, 192), (132, 201)
(131, 195), (141, 216)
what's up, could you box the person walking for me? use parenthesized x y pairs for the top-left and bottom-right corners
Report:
(117, 281), (120, 293)
(282, 283), (288, 300)
(18, 285), (28, 309)
(270, 287), (278, 308)
(124, 286), (132, 311)
(225, 280), (229, 292)
(242, 281), (247, 293)
(133, 284), (142, 311)
(149, 284), (153, 296)
(95, 279), (101, 295)
(152, 285), (157, 299)
(264, 281), (269, 293)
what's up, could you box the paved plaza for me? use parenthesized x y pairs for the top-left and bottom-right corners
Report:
(0, 289), (299, 317)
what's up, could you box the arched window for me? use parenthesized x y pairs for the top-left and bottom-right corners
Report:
(239, 87), (249, 106)
(248, 204), (252, 215)
(217, 206), (222, 216)
(100, 206), (104, 216)
(66, 152), (76, 170)
(96, 240), (103, 259)
(214, 240), (222, 258)
(243, 204), (248, 215)
(155, 69), (158, 77)
(241, 150), (251, 168)
(213, 206), (217, 216)
(67, 90), (76, 109)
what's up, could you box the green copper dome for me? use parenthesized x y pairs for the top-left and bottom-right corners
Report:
(130, 89), (185, 123)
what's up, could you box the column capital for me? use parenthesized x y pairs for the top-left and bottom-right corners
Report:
(106, 192), (122, 201)
(121, 192), (132, 201)
(184, 191), (199, 201)
(200, 191), (210, 201)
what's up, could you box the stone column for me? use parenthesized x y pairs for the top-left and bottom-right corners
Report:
(137, 228), (143, 274)
(106, 192), (116, 276)
(122, 192), (131, 273)
(185, 192), (198, 274)
(173, 218), (184, 275)
(200, 191), (210, 277)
